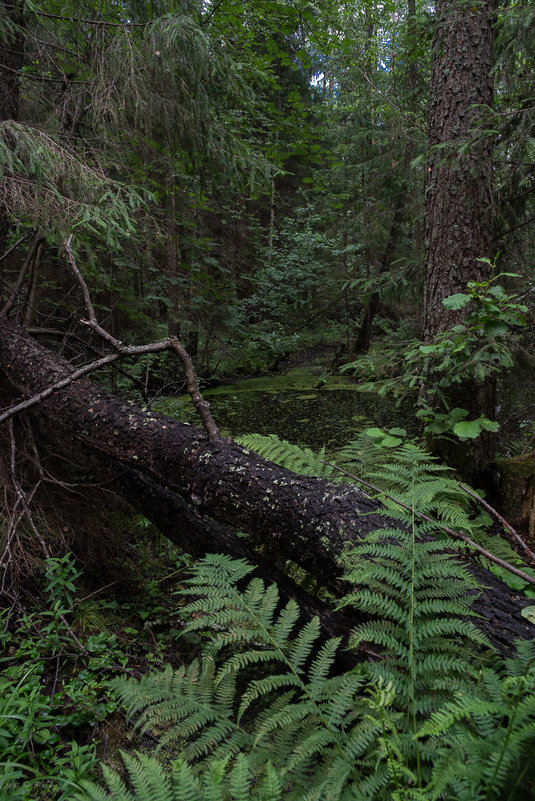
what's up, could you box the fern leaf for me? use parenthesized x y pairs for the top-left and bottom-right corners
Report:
(236, 434), (336, 478)
(228, 753), (253, 801)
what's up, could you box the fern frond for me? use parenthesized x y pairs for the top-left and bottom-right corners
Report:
(236, 434), (337, 478)
(238, 674), (303, 722)
(83, 420), (534, 801)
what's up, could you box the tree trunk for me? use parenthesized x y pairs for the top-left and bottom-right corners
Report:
(423, 0), (498, 480)
(423, 0), (496, 338)
(0, 316), (533, 653)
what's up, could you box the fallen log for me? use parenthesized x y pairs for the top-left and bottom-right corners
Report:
(0, 317), (533, 652)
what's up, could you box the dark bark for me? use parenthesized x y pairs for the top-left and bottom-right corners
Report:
(423, 0), (497, 339)
(0, 316), (533, 653)
(423, 0), (498, 478)
(352, 291), (379, 356)
(351, 201), (405, 356)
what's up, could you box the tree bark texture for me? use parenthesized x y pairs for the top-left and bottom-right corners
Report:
(423, 0), (496, 339)
(0, 317), (533, 653)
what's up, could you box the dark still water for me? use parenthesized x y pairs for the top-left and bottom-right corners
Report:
(156, 369), (417, 450)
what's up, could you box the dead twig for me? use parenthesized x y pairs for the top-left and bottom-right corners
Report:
(1, 234), (45, 318)
(458, 482), (535, 564)
(0, 351), (123, 426)
(64, 235), (220, 441)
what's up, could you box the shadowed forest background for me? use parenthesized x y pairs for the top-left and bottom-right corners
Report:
(1, 1), (535, 799)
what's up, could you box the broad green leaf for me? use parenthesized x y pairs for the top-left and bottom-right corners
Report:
(521, 606), (535, 624)
(484, 322), (509, 337)
(449, 408), (469, 422)
(426, 421), (448, 433)
(479, 419), (499, 432)
(453, 420), (482, 439)
(442, 293), (471, 310)
(364, 428), (386, 439)
(381, 436), (403, 447)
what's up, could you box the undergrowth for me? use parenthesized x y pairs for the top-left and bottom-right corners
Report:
(0, 539), (191, 800)
(76, 432), (535, 801)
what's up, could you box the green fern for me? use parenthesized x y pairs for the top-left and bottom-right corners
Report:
(77, 550), (535, 800)
(338, 431), (490, 539)
(77, 437), (535, 801)
(108, 554), (376, 798)
(237, 429), (532, 593)
(335, 444), (492, 792)
(236, 433), (336, 479)
(416, 640), (535, 800)
(79, 542), (519, 801)
(339, 431), (535, 593)
(77, 752), (284, 801)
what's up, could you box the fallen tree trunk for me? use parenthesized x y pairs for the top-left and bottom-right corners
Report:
(0, 317), (533, 652)
(117, 468), (360, 665)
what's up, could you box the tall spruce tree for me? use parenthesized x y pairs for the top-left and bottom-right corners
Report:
(423, 0), (498, 479)
(423, 0), (497, 339)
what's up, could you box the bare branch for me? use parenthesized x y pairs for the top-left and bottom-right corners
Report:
(1, 234), (45, 318)
(0, 351), (122, 426)
(459, 482), (535, 564)
(64, 237), (221, 441)
(33, 10), (150, 27)
(167, 337), (221, 442)
(0, 235), (25, 264)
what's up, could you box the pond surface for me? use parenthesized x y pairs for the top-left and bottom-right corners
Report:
(156, 367), (417, 450)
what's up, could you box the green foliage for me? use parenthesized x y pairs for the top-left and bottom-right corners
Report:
(343, 271), (527, 443)
(246, 204), (342, 328)
(0, 121), (149, 246)
(342, 276), (527, 441)
(45, 552), (82, 609)
(416, 639), (535, 800)
(98, 554), (371, 799)
(338, 429), (491, 539)
(413, 270), (527, 440)
(78, 751), (286, 801)
(0, 547), (181, 800)
(74, 439), (535, 801)
(77, 541), (535, 801)
(240, 424), (535, 594)
(0, 555), (101, 800)
(237, 433), (336, 478)
(338, 494), (489, 724)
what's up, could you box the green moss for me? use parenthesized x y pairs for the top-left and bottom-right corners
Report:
(202, 368), (360, 395)
(496, 455), (535, 481)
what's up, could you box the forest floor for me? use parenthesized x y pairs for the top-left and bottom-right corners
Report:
(4, 338), (535, 798)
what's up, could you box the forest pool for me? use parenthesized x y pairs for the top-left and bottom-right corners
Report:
(155, 367), (417, 450)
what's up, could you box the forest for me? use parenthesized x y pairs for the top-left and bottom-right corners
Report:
(1, 0), (535, 799)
